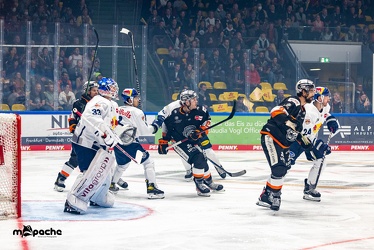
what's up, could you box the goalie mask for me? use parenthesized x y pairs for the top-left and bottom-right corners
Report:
(121, 88), (139, 106)
(314, 86), (331, 103)
(98, 77), (119, 100)
(115, 124), (137, 146)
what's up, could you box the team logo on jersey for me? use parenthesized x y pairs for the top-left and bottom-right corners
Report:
(194, 115), (203, 121)
(94, 103), (101, 107)
(304, 118), (311, 125)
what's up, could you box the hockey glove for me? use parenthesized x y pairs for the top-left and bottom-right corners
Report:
(314, 139), (331, 157)
(326, 115), (339, 133)
(158, 139), (169, 155)
(286, 117), (302, 132)
(297, 134), (313, 151)
(150, 122), (158, 134)
(189, 129), (203, 141)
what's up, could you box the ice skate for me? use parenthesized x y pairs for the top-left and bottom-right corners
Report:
(146, 180), (165, 199)
(184, 168), (193, 181)
(204, 176), (224, 192)
(303, 179), (321, 202)
(256, 187), (272, 208)
(256, 187), (282, 211)
(214, 165), (227, 179)
(117, 178), (128, 189)
(54, 173), (66, 192)
(193, 177), (210, 197)
(63, 201), (80, 215)
(89, 201), (100, 207)
(109, 182), (119, 194)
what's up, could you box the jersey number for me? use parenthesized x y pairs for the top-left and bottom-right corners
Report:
(92, 109), (101, 116)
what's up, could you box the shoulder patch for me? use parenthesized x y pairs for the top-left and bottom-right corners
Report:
(288, 98), (300, 106)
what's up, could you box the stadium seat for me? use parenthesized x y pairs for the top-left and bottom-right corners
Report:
(209, 93), (218, 101)
(218, 94), (226, 101)
(249, 87), (264, 102)
(172, 93), (179, 101)
(11, 104), (26, 111)
(273, 82), (288, 90)
(198, 81), (213, 89)
(262, 88), (275, 102)
(156, 48), (169, 55)
(365, 15), (373, 22)
(212, 103), (229, 112)
(260, 82), (272, 90)
(1, 104), (10, 110)
(213, 81), (227, 90)
(255, 106), (269, 113)
(223, 92), (238, 101)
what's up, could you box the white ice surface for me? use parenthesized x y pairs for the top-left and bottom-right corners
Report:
(0, 150), (374, 250)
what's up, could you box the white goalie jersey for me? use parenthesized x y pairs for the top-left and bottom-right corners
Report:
(115, 105), (153, 139)
(301, 101), (332, 141)
(72, 95), (118, 149)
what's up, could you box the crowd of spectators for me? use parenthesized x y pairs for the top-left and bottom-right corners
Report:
(0, 0), (99, 110)
(146, 0), (374, 112)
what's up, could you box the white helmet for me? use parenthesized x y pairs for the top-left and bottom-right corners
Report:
(295, 79), (315, 94)
(82, 81), (99, 92)
(180, 90), (198, 104)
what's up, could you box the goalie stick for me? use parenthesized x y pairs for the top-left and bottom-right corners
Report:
(311, 132), (333, 189)
(72, 108), (142, 164)
(195, 145), (246, 177)
(166, 100), (237, 150)
(86, 28), (99, 95)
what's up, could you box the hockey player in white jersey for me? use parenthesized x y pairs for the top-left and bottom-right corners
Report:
(289, 86), (339, 202)
(151, 97), (227, 180)
(110, 88), (164, 199)
(64, 77), (121, 214)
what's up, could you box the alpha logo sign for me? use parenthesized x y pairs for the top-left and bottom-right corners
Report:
(323, 125), (351, 138)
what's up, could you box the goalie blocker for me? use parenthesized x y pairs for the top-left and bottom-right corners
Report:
(64, 148), (116, 214)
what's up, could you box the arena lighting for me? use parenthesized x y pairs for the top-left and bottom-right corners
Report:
(309, 68), (321, 71)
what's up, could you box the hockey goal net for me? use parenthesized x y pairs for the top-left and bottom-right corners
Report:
(0, 113), (21, 219)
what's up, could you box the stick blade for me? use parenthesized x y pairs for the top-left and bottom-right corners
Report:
(120, 28), (130, 34)
(227, 169), (246, 177)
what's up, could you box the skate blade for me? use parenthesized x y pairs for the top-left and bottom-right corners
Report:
(256, 200), (271, 208)
(184, 177), (193, 182)
(303, 194), (321, 202)
(54, 185), (64, 192)
(109, 189), (119, 195)
(147, 194), (165, 199)
(211, 188), (225, 193)
(197, 192), (211, 197)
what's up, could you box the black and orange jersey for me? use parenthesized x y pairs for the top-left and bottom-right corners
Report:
(260, 96), (306, 148)
(163, 105), (211, 142)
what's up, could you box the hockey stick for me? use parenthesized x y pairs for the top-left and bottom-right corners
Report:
(86, 28), (99, 95)
(166, 100), (237, 150)
(72, 108), (141, 164)
(195, 145), (246, 177)
(120, 28), (141, 109)
(311, 132), (333, 189)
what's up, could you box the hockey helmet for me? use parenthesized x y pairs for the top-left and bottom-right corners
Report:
(82, 81), (99, 92)
(98, 77), (119, 100)
(314, 86), (331, 102)
(295, 79), (315, 94)
(180, 89), (198, 104)
(121, 88), (139, 105)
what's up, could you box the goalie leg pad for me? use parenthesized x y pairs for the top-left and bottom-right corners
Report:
(90, 174), (115, 208)
(65, 173), (88, 213)
(69, 148), (115, 206)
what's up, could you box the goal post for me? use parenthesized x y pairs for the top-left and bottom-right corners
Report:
(0, 113), (21, 219)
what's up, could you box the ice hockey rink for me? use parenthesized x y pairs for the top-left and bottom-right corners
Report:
(1, 150), (374, 250)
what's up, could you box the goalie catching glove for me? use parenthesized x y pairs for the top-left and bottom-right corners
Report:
(158, 139), (169, 155)
(305, 139), (331, 161)
(326, 115), (339, 133)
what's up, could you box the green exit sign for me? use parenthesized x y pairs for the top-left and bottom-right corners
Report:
(320, 57), (330, 63)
